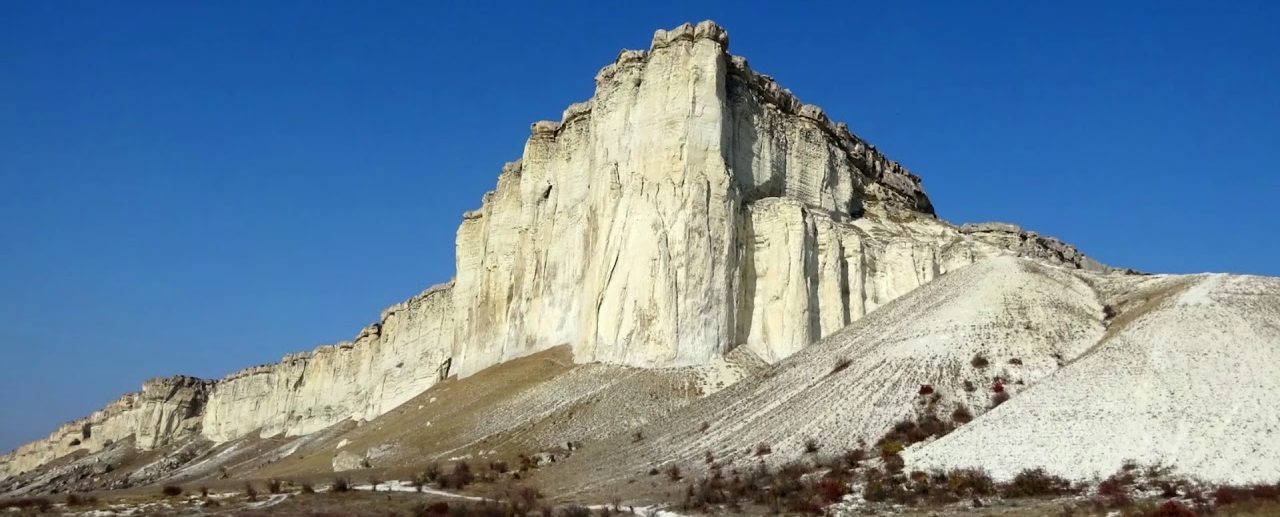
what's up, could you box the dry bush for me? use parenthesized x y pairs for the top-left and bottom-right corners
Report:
(441, 461), (475, 489)
(803, 438), (820, 454)
(266, 478), (283, 494)
(918, 384), (935, 395)
(330, 477), (350, 492)
(755, 443), (772, 456)
(65, 494), (95, 506)
(1000, 468), (1075, 498)
(991, 391), (1011, 407)
(951, 405), (973, 424)
(665, 464), (682, 482)
(971, 354), (990, 368)
(243, 482), (258, 501)
(699, 421), (710, 433)
(161, 484), (183, 497)
(300, 482), (314, 494)
(1008, 357), (1023, 365)
(831, 357), (852, 374)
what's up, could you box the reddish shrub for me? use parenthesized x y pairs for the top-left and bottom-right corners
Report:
(992, 381), (1005, 393)
(817, 476), (850, 503)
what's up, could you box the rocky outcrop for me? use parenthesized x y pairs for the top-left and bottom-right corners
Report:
(960, 222), (1108, 272)
(0, 376), (210, 478)
(1, 21), (1114, 481)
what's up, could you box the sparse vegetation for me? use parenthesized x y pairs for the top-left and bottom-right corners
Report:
(803, 438), (820, 454)
(1001, 468), (1076, 498)
(331, 477), (350, 492)
(971, 354), (990, 368)
(665, 464), (682, 481)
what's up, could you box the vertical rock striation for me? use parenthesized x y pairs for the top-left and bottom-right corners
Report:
(1, 21), (1111, 480)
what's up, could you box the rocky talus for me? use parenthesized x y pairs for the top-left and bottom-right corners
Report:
(0, 21), (1111, 480)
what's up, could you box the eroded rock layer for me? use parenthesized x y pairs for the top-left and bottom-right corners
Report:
(1, 21), (1109, 480)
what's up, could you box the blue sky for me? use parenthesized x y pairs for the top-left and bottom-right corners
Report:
(1, 1), (1276, 452)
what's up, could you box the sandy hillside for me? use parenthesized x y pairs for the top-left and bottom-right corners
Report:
(542, 256), (1115, 498)
(907, 272), (1280, 484)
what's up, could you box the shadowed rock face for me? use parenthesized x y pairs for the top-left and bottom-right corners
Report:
(1, 21), (1110, 481)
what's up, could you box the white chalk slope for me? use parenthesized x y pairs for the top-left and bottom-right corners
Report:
(909, 271), (1280, 484)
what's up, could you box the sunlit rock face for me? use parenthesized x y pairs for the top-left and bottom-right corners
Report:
(0, 376), (210, 477)
(1, 21), (1108, 479)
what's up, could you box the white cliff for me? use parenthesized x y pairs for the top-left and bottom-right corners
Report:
(0, 21), (1111, 480)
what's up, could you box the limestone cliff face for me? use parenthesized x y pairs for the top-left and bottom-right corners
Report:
(1, 21), (1110, 479)
(0, 376), (209, 477)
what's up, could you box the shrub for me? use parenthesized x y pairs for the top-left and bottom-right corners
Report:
(266, 478), (282, 494)
(199, 485), (209, 497)
(243, 482), (258, 501)
(65, 494), (91, 506)
(918, 384), (935, 395)
(331, 477), (350, 492)
(947, 468), (995, 496)
(951, 405), (973, 424)
(367, 476), (382, 490)
(831, 358), (852, 374)
(991, 391), (1011, 407)
(1008, 357), (1023, 365)
(971, 354), (990, 368)
(992, 381), (1005, 393)
(803, 438), (820, 454)
(632, 431), (644, 443)
(161, 485), (183, 497)
(704, 450), (715, 464)
(300, 482), (314, 494)
(647, 467), (659, 476)
(963, 380), (976, 392)
(665, 464), (682, 482)
(1000, 468), (1075, 498)
(489, 460), (509, 474)
(755, 443), (772, 456)
(699, 421), (710, 433)
(841, 448), (866, 468)
(443, 461), (475, 489)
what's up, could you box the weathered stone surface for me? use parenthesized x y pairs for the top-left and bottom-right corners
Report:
(1, 21), (1113, 481)
(0, 376), (210, 479)
(331, 450), (368, 472)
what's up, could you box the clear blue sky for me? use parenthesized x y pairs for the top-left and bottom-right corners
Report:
(2, 1), (1277, 452)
